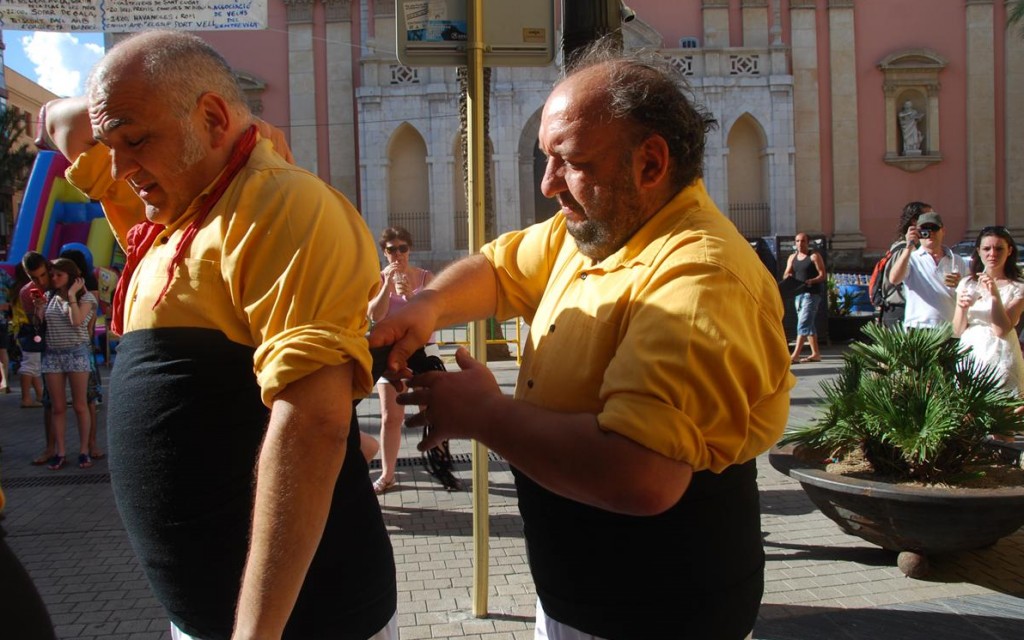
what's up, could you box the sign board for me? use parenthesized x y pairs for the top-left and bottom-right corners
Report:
(396, 0), (553, 67)
(0, 0), (267, 32)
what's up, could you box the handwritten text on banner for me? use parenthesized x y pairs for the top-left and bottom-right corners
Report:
(0, 0), (267, 32)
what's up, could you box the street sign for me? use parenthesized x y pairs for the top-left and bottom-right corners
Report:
(396, 0), (553, 67)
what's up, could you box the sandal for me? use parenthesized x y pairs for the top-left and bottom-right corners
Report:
(47, 455), (66, 471)
(78, 453), (93, 469)
(799, 356), (821, 363)
(90, 450), (107, 460)
(372, 477), (396, 495)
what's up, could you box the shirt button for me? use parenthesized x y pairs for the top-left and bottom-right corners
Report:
(527, 379), (534, 388)
(549, 324), (556, 333)
(160, 237), (169, 244)
(580, 273), (588, 280)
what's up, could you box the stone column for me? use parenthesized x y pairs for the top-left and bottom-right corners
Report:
(285, 0), (318, 174)
(1007, 1), (1024, 236)
(769, 82), (797, 236)
(828, 0), (865, 251)
(702, 0), (731, 48)
(789, 0), (822, 235)
(325, 0), (357, 203)
(741, 0), (769, 48)
(966, 0), (997, 235)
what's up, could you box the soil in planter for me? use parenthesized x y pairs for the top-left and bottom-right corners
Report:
(801, 446), (1024, 489)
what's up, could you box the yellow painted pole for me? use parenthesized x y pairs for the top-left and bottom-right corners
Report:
(466, 0), (491, 618)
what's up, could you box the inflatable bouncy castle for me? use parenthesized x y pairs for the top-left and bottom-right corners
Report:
(0, 151), (120, 277)
(2, 151), (121, 361)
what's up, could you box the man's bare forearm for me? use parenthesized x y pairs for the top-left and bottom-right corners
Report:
(44, 96), (96, 161)
(233, 364), (353, 639)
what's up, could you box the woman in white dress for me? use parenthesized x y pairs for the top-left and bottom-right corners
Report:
(952, 226), (1024, 400)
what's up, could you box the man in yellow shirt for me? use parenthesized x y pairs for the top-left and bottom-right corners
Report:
(45, 31), (395, 639)
(372, 41), (794, 638)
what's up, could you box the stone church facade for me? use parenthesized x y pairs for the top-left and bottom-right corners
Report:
(196, 0), (1021, 271)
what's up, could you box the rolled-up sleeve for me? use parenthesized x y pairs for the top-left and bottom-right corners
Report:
(221, 169), (380, 406)
(597, 259), (793, 472)
(64, 144), (146, 248)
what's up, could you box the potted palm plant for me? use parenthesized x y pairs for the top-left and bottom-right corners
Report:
(771, 322), (1024, 577)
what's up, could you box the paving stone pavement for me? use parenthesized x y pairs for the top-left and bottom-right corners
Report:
(1, 343), (1022, 639)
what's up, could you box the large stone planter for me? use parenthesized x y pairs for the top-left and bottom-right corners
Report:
(769, 444), (1024, 577)
(826, 314), (873, 343)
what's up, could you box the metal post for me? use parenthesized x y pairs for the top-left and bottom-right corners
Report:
(466, 0), (490, 618)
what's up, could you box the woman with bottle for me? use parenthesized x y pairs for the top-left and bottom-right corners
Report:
(953, 226), (1024, 404)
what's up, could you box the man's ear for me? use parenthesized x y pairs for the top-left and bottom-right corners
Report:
(195, 92), (232, 149)
(636, 134), (671, 189)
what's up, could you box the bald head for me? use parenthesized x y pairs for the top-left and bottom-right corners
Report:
(553, 48), (717, 192)
(89, 30), (249, 121)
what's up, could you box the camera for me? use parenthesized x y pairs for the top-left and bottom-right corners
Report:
(918, 228), (931, 239)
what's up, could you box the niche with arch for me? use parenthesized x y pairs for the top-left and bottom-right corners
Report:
(878, 49), (946, 172)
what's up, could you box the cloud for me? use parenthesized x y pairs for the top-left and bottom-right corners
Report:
(19, 32), (104, 98)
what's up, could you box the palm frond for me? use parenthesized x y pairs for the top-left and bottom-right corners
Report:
(783, 322), (1021, 481)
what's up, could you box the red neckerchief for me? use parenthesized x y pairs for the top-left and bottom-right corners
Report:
(110, 124), (258, 336)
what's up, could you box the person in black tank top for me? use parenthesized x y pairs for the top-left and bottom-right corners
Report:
(784, 233), (827, 363)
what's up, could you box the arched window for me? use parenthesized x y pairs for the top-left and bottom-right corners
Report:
(387, 123), (431, 249)
(726, 114), (770, 237)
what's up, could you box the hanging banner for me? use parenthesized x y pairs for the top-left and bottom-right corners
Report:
(0, 0), (267, 32)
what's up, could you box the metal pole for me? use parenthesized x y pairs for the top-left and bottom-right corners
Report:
(466, 0), (491, 618)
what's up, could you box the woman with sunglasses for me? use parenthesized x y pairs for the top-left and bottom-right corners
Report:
(367, 226), (436, 493)
(953, 226), (1024, 420)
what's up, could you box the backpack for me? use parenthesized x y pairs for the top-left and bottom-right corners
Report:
(868, 241), (907, 310)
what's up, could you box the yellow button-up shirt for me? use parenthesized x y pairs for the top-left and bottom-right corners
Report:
(483, 180), (794, 472)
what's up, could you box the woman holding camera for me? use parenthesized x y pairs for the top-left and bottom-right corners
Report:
(38, 258), (98, 470)
(953, 226), (1024, 403)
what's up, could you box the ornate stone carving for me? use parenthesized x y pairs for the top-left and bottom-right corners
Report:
(324, 0), (351, 22)
(879, 49), (947, 170)
(284, 0), (315, 24)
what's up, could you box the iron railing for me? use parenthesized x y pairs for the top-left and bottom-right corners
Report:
(387, 212), (432, 250)
(728, 202), (771, 238)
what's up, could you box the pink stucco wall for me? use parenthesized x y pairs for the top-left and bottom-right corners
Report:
(198, 1), (291, 137)
(854, 0), (970, 249)
(628, 2), (702, 47)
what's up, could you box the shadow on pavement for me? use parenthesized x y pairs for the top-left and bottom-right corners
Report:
(379, 505), (524, 539)
(756, 596), (1024, 639)
(759, 486), (819, 517)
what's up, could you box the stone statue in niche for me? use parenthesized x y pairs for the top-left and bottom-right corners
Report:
(899, 101), (925, 156)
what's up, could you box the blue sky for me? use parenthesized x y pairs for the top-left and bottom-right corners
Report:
(3, 30), (105, 97)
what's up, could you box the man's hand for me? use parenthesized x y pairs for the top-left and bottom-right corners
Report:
(368, 295), (439, 381)
(399, 347), (502, 451)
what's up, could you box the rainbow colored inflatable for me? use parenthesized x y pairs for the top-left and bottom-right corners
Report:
(1, 150), (118, 277)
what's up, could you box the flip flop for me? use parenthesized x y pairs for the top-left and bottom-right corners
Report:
(799, 356), (821, 363)
(47, 455), (66, 471)
(90, 450), (107, 460)
(78, 453), (94, 469)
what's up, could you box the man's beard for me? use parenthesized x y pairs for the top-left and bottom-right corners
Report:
(176, 123), (206, 172)
(565, 173), (645, 261)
